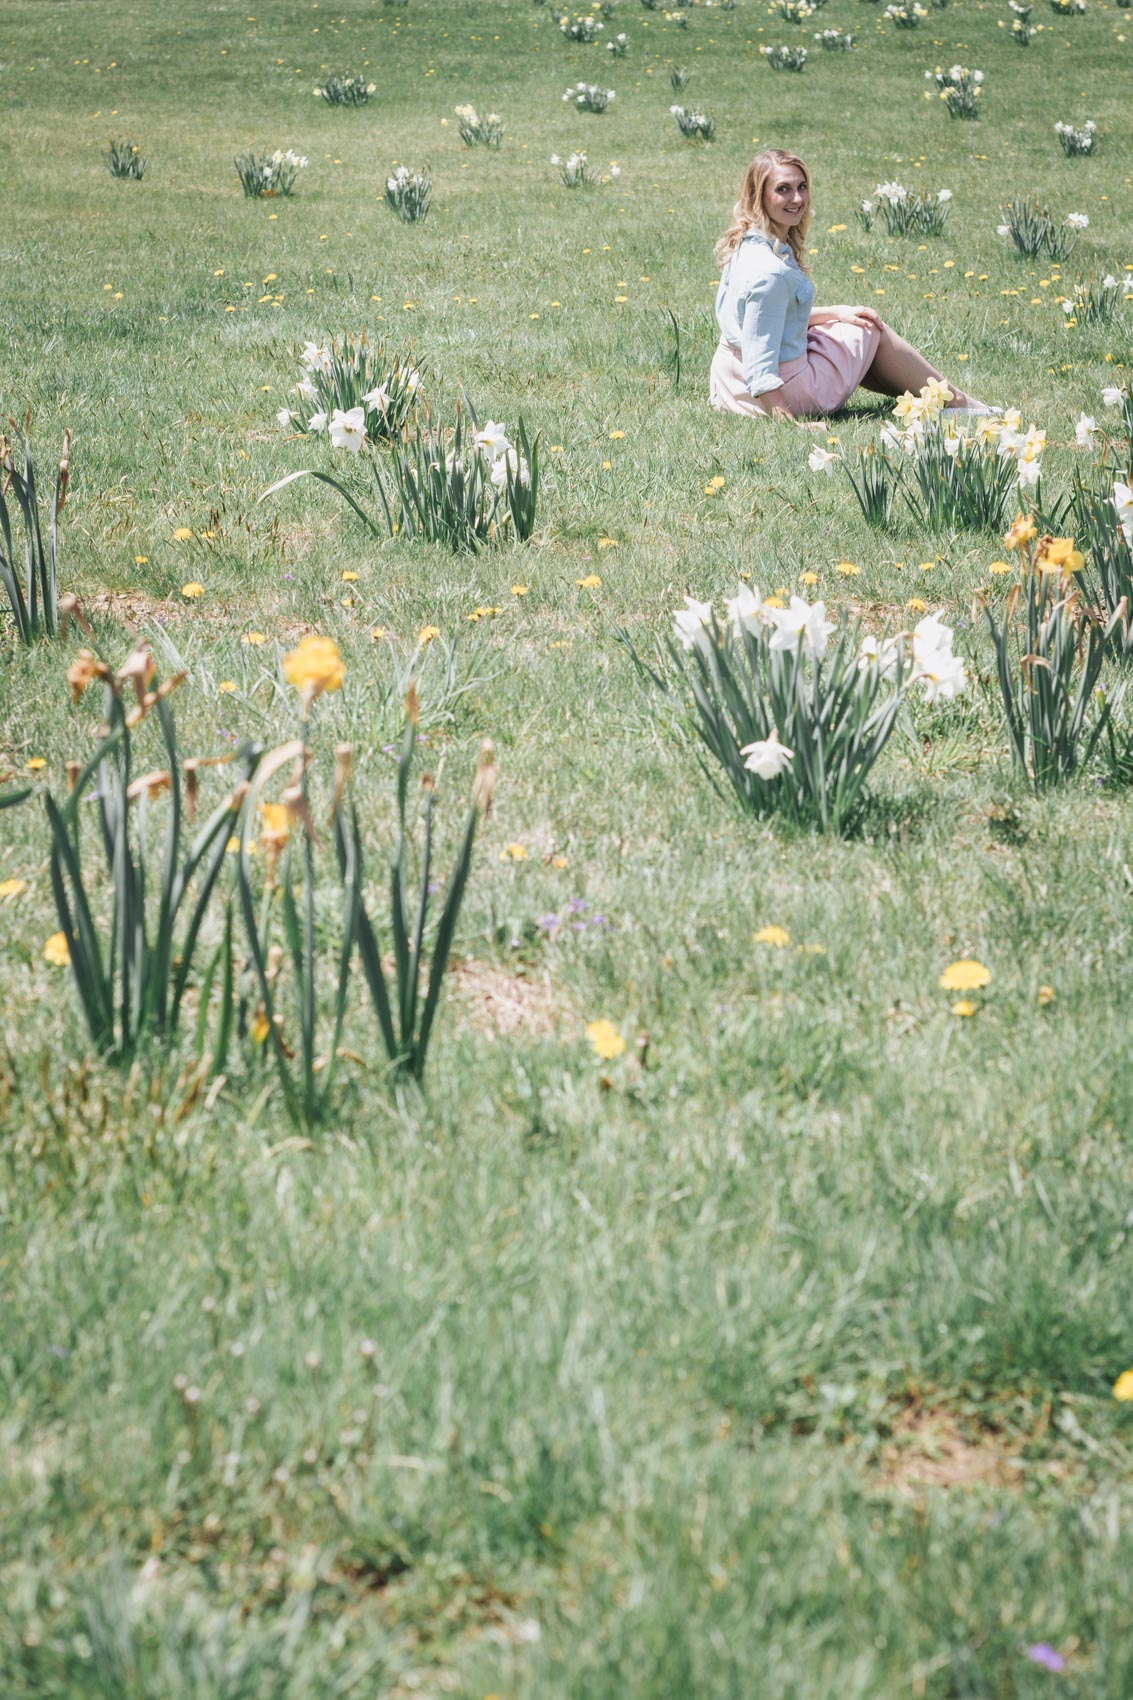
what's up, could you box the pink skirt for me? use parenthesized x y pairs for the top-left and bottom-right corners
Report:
(709, 321), (881, 418)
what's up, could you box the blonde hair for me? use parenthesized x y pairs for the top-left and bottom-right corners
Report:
(714, 149), (812, 270)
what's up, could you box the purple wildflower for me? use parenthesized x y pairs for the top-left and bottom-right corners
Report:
(566, 897), (587, 914)
(538, 913), (558, 931)
(1026, 1645), (1066, 1673)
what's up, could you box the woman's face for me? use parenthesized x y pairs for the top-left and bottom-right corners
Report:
(763, 168), (809, 228)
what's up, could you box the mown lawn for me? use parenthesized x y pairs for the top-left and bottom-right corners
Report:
(2, 0), (1133, 1694)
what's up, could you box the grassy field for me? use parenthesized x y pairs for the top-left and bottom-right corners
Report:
(3, 0), (1133, 1693)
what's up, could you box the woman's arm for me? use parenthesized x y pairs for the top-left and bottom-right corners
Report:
(738, 269), (791, 400)
(810, 304), (886, 331)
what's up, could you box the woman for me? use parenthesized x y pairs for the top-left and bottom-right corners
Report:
(710, 149), (995, 420)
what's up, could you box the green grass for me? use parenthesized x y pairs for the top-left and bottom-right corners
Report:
(3, 0), (1133, 1693)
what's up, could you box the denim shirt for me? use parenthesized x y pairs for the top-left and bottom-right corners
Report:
(715, 229), (815, 397)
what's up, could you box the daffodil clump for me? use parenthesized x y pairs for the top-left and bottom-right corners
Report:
(383, 164), (432, 222)
(563, 81), (615, 111)
(927, 63), (983, 118)
(625, 587), (965, 833)
(816, 26), (856, 48)
(1049, 0), (1085, 13)
(776, 0), (815, 24)
(454, 104), (506, 147)
(827, 386), (1039, 533)
(607, 30), (630, 54)
(886, 1), (927, 25)
(314, 72), (377, 105)
(0, 420), (80, 645)
(550, 150), (621, 187)
(1006, 1), (1040, 46)
(560, 12), (604, 40)
(760, 43), (808, 69)
(997, 196), (1083, 260)
(1102, 380), (1133, 448)
(103, 137), (148, 179)
(1061, 274), (1130, 329)
(277, 333), (423, 449)
(861, 181), (952, 237)
(670, 103), (716, 137)
(985, 517), (1121, 787)
(234, 148), (308, 198)
(1055, 118), (1096, 153)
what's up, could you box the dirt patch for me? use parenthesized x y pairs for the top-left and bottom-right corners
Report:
(450, 959), (564, 1040)
(875, 1407), (1025, 1497)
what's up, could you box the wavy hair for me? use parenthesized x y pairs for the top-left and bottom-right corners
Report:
(714, 149), (812, 270)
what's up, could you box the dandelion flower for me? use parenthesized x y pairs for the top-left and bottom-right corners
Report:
(172, 526), (194, 541)
(577, 573), (602, 589)
(1113, 1370), (1133, 1401)
(501, 843), (527, 861)
(753, 924), (790, 948)
(939, 959), (991, 991)
(282, 634), (345, 704)
(181, 582), (205, 599)
(242, 631), (267, 645)
(585, 1017), (626, 1060)
(44, 932), (71, 966)
(0, 878), (28, 899)
(950, 999), (976, 1017)
(417, 625), (440, 645)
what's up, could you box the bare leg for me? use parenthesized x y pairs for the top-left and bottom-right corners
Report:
(860, 321), (975, 408)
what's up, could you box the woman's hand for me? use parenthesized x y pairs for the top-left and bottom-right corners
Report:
(812, 304), (886, 332)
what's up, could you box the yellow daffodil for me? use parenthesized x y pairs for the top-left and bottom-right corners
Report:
(1004, 513), (1037, 551)
(1036, 537), (1085, 575)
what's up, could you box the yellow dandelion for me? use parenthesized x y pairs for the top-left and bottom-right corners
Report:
(417, 625), (440, 645)
(181, 582), (205, 599)
(576, 574), (601, 589)
(906, 597), (928, 614)
(1038, 984), (1055, 1006)
(0, 878), (28, 899)
(585, 1018), (626, 1061)
(939, 959), (991, 991)
(799, 570), (819, 585)
(1113, 1370), (1133, 1402)
(988, 560), (1013, 576)
(500, 843), (527, 862)
(754, 924), (790, 948)
(218, 681), (237, 694)
(597, 537), (616, 549)
(281, 634), (345, 704)
(511, 585), (528, 596)
(341, 569), (359, 582)
(951, 999), (976, 1018)
(172, 526), (194, 541)
(25, 757), (47, 772)
(608, 429), (625, 440)
(836, 561), (860, 577)
(44, 932), (71, 966)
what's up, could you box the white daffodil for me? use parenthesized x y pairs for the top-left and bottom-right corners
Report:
(300, 341), (332, 373)
(996, 224), (1011, 237)
(912, 611), (955, 665)
(1017, 450), (1042, 491)
(768, 595), (834, 660)
(307, 411), (327, 433)
(1075, 413), (1099, 449)
(295, 376), (316, 401)
(740, 729), (794, 781)
(474, 419), (511, 460)
(673, 596), (716, 654)
(489, 448), (529, 490)
(363, 383), (390, 413)
(807, 445), (838, 476)
(725, 582), (773, 637)
(917, 648), (967, 703)
(1102, 385), (1126, 408)
(328, 406), (367, 453)
(858, 633), (901, 680)
(1113, 480), (1133, 546)
(937, 188), (953, 202)
(277, 408), (293, 429)
(1065, 212), (1089, 230)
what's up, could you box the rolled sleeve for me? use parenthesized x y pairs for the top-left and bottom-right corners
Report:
(738, 269), (790, 397)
